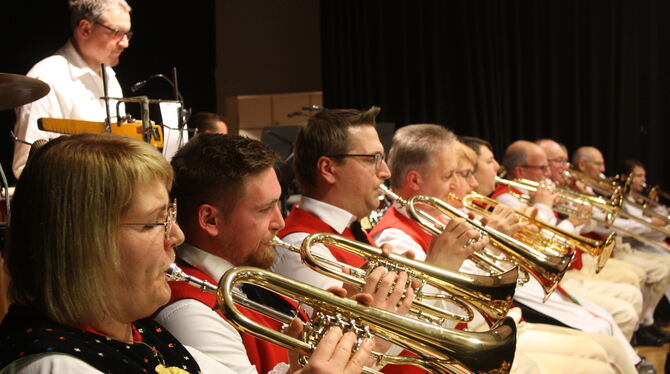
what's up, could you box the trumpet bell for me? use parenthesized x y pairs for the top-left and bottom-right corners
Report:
(591, 232), (615, 273)
(411, 193), (574, 299)
(218, 266), (517, 374)
(292, 232), (518, 326)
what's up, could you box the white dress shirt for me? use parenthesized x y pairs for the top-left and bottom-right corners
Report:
(12, 40), (124, 178)
(371, 204), (485, 329)
(155, 243), (289, 374)
(272, 196), (357, 291)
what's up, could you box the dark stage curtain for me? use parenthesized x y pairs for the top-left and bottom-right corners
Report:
(321, 0), (670, 187)
(0, 2), (215, 185)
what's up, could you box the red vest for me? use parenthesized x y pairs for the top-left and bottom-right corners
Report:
(279, 206), (372, 268)
(167, 264), (296, 374)
(369, 205), (433, 254)
(491, 183), (518, 200)
(281, 206), (428, 374)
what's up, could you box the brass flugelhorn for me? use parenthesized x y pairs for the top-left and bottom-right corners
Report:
(272, 233), (518, 326)
(494, 176), (624, 227)
(457, 192), (615, 273)
(378, 184), (573, 299)
(561, 170), (670, 236)
(166, 264), (517, 374)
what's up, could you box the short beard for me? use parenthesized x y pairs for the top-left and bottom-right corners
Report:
(245, 243), (276, 270)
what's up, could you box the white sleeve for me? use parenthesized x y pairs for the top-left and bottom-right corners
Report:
(532, 204), (557, 225)
(372, 227), (427, 261)
(495, 193), (526, 210)
(271, 232), (343, 291)
(154, 299), (260, 374)
(0, 353), (102, 374)
(556, 219), (577, 234)
(185, 346), (249, 374)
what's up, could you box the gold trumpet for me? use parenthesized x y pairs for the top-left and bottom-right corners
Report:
(458, 192), (616, 273)
(648, 184), (670, 203)
(166, 264), (517, 374)
(494, 176), (625, 227)
(273, 233), (518, 326)
(562, 170), (670, 236)
(378, 185), (573, 300)
(591, 218), (670, 254)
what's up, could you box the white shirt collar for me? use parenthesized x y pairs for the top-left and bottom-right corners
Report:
(60, 39), (117, 80)
(299, 196), (357, 234)
(177, 242), (234, 282)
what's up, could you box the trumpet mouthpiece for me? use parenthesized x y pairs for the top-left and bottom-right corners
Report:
(166, 263), (184, 281)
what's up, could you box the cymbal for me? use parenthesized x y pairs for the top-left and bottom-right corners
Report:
(0, 73), (50, 111)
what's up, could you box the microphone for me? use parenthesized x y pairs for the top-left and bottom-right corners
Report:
(130, 74), (177, 96)
(130, 79), (148, 92)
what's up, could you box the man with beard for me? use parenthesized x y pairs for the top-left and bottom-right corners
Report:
(156, 134), (400, 374)
(13, 0), (132, 178)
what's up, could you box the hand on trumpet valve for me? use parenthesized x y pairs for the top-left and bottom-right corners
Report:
(286, 318), (376, 374)
(480, 204), (525, 236)
(529, 179), (558, 207)
(566, 214), (588, 227)
(516, 205), (541, 233)
(651, 216), (667, 227)
(426, 217), (490, 271)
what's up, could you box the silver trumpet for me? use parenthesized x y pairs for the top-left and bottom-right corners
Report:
(166, 264), (517, 374)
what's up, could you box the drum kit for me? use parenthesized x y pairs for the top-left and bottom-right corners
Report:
(0, 73), (50, 227)
(0, 71), (176, 227)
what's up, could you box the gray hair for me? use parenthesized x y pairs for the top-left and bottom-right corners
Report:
(69, 0), (131, 30)
(388, 124), (456, 189)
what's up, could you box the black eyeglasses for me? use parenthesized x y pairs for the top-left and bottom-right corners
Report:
(520, 164), (550, 173)
(455, 169), (477, 180)
(547, 157), (568, 165)
(121, 199), (177, 240)
(94, 21), (133, 41)
(328, 153), (385, 169)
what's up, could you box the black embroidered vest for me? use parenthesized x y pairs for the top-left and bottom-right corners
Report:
(0, 305), (202, 374)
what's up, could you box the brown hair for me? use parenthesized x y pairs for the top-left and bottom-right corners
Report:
(170, 134), (279, 226)
(293, 106), (380, 191)
(459, 136), (493, 156)
(190, 112), (223, 133)
(7, 133), (171, 326)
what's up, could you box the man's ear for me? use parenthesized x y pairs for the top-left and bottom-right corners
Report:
(405, 170), (422, 192)
(197, 204), (222, 237)
(317, 156), (338, 185)
(76, 19), (93, 40)
(577, 160), (587, 173)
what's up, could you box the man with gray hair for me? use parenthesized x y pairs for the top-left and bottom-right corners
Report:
(573, 146), (670, 346)
(12, 0), (132, 178)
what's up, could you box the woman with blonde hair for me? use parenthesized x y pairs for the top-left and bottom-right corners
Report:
(0, 133), (371, 374)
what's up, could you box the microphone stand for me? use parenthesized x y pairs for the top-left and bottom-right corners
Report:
(130, 69), (188, 147)
(101, 64), (112, 133)
(171, 67), (186, 148)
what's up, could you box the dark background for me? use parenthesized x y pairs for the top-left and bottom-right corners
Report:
(321, 0), (670, 187)
(2, 1), (670, 190)
(0, 1), (216, 185)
